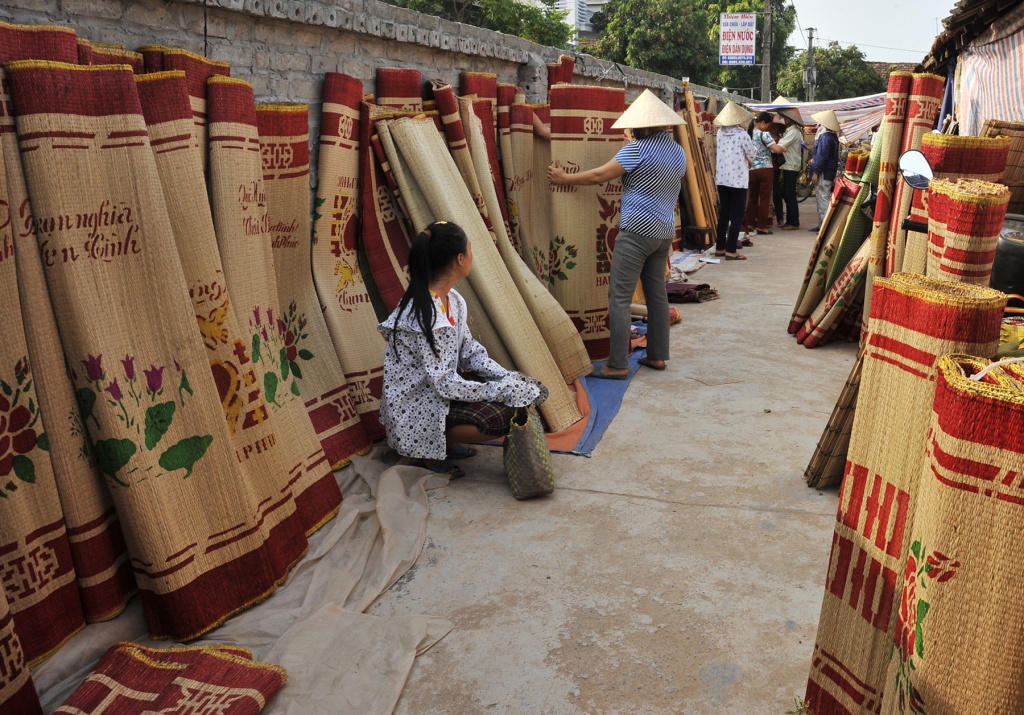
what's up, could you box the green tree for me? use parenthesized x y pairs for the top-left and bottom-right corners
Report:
(387, 0), (571, 47)
(708, 1), (797, 101)
(590, 0), (719, 84)
(777, 41), (887, 101)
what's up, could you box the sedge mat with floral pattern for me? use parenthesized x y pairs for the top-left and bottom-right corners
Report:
(805, 274), (1005, 714)
(9, 61), (311, 642)
(0, 590), (40, 715)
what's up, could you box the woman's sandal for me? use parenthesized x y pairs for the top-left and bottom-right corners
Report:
(714, 250), (727, 257)
(638, 358), (666, 371)
(446, 444), (477, 460)
(588, 365), (629, 380)
(423, 459), (466, 479)
(724, 253), (748, 260)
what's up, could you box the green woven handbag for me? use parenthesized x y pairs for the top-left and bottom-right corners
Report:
(503, 407), (555, 500)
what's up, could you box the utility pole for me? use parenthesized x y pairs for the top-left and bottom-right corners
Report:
(805, 27), (817, 102)
(760, 0), (773, 102)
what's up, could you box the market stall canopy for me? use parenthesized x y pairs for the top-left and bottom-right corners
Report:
(921, 0), (1023, 73)
(748, 92), (887, 143)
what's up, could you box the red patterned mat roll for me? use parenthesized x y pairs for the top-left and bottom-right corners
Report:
(806, 274), (1005, 714)
(207, 76), (341, 529)
(0, 591), (41, 715)
(55, 641), (286, 714)
(9, 61), (309, 641)
(460, 71), (497, 138)
(256, 102), (371, 467)
(76, 39), (143, 72)
(375, 67), (421, 110)
(312, 73), (386, 441)
(0, 20), (136, 625)
(862, 72), (912, 337)
(549, 85), (626, 361)
(926, 178), (1010, 285)
(470, 98), (513, 245)
(877, 355), (1024, 715)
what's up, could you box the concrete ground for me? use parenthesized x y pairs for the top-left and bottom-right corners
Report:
(373, 200), (858, 714)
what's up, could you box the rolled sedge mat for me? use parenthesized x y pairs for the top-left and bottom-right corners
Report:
(0, 20), (136, 624)
(462, 100), (592, 384)
(138, 72), (332, 559)
(470, 98), (514, 242)
(139, 46), (230, 169)
(926, 178), (1011, 285)
(826, 137), (881, 288)
(980, 118), (1024, 213)
(0, 137), (84, 665)
(805, 274), (1006, 715)
(375, 67), (422, 110)
(862, 72), (913, 338)
(902, 134), (1009, 275)
(796, 237), (871, 349)
(311, 73), (386, 441)
(359, 98), (412, 312)
(388, 116), (582, 432)
(8, 61), (310, 641)
(509, 104), (546, 279)
(875, 355), (1024, 715)
(55, 641), (286, 713)
(547, 54), (575, 89)
(374, 115), (516, 371)
(789, 177), (860, 334)
(460, 71), (497, 139)
(805, 356), (863, 489)
(255, 103), (371, 467)
(206, 76), (341, 532)
(76, 39), (143, 72)
(0, 591), (41, 715)
(549, 85), (626, 361)
(497, 84), (524, 251)
(885, 73), (946, 277)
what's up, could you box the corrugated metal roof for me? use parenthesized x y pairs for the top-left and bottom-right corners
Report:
(921, 0), (1024, 72)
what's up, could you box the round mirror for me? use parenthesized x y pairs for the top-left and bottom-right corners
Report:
(898, 149), (934, 190)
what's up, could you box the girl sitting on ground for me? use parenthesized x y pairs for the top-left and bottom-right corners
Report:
(378, 220), (546, 479)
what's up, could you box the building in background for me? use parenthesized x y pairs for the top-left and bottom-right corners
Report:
(553, 0), (594, 36)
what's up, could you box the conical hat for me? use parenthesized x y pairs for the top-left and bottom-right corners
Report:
(611, 89), (685, 129)
(811, 109), (841, 133)
(772, 95), (792, 105)
(713, 101), (752, 128)
(777, 107), (804, 125)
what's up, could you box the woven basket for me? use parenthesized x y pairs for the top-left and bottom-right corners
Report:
(10, 62), (310, 642)
(311, 73), (387, 442)
(139, 70), (335, 591)
(926, 178), (1010, 285)
(207, 75), (342, 533)
(806, 273), (1006, 714)
(463, 101), (592, 384)
(549, 85), (626, 361)
(903, 134), (1010, 275)
(980, 118), (1024, 213)
(789, 177), (860, 334)
(503, 407), (555, 499)
(256, 102), (371, 468)
(875, 354), (1024, 715)
(885, 73), (945, 277)
(76, 39), (143, 72)
(387, 116), (583, 432)
(375, 67), (422, 110)
(0, 120), (84, 666)
(57, 641), (286, 712)
(0, 22), (136, 625)
(862, 72), (913, 338)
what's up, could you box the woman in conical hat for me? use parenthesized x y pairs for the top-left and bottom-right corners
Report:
(712, 102), (759, 259)
(808, 109), (841, 230)
(775, 106), (806, 229)
(547, 88), (688, 378)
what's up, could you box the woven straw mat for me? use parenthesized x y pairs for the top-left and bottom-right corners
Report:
(926, 178), (1010, 285)
(375, 67), (422, 111)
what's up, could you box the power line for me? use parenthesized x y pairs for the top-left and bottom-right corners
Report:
(815, 36), (929, 55)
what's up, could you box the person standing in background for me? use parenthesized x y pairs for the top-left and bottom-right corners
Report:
(713, 102), (758, 260)
(743, 112), (779, 236)
(808, 109), (841, 232)
(773, 107), (805, 231)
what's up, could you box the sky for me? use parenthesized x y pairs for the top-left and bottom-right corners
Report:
(784, 0), (960, 63)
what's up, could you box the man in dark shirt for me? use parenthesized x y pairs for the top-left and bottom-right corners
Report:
(808, 109), (841, 231)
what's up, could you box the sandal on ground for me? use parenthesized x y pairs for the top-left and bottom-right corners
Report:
(756, 230), (774, 235)
(714, 250), (727, 256)
(638, 358), (666, 371)
(423, 459), (466, 479)
(724, 253), (748, 260)
(588, 365), (629, 380)
(446, 444), (478, 460)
